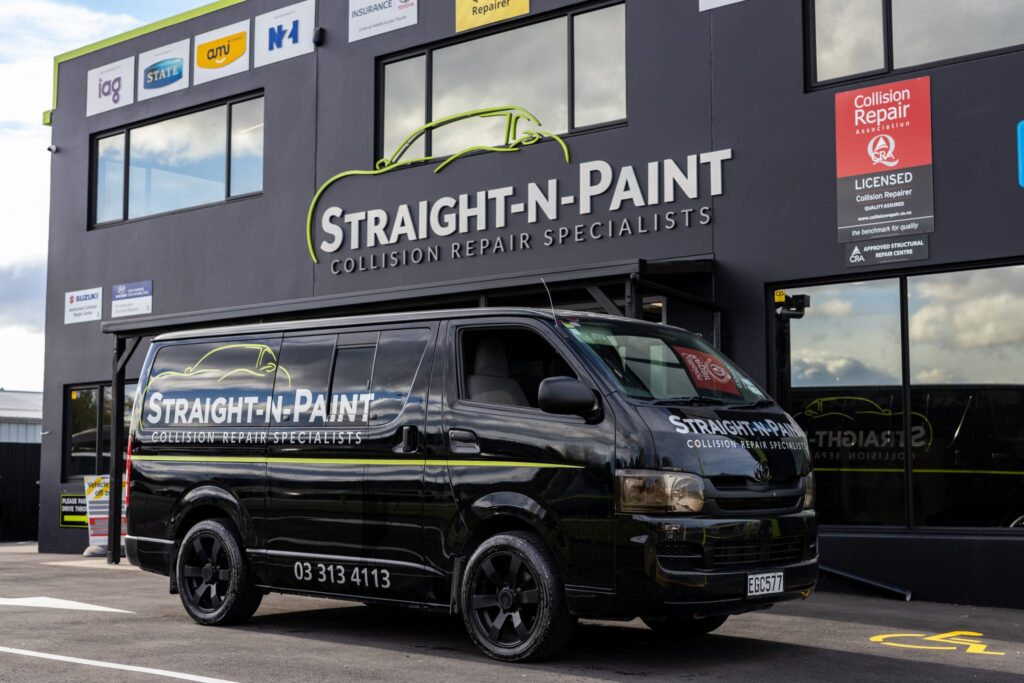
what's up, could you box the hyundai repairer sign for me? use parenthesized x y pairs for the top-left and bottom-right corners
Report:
(137, 40), (190, 101)
(111, 280), (153, 318)
(64, 287), (103, 324)
(85, 56), (135, 116)
(835, 77), (934, 267)
(349, 0), (418, 42)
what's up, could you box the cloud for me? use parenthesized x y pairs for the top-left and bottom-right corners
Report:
(791, 348), (900, 387)
(815, 297), (854, 318)
(0, 327), (45, 392)
(0, 261), (46, 332)
(909, 266), (1024, 350)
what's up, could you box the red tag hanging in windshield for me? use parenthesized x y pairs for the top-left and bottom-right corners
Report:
(673, 346), (741, 396)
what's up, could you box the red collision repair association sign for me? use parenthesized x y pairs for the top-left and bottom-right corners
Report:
(835, 77), (934, 260)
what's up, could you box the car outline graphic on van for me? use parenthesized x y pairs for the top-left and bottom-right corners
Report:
(306, 105), (571, 263)
(145, 343), (291, 392)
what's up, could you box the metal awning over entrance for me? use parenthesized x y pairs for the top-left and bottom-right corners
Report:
(100, 257), (718, 562)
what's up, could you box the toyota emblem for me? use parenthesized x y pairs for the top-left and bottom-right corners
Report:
(753, 462), (771, 483)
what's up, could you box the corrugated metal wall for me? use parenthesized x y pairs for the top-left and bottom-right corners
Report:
(0, 422), (42, 444)
(0, 443), (40, 542)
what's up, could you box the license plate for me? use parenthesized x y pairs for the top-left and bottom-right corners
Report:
(747, 571), (784, 597)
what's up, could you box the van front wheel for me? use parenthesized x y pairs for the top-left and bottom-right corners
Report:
(460, 531), (575, 662)
(177, 519), (262, 626)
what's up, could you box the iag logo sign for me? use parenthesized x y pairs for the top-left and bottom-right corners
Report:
(86, 56), (135, 117)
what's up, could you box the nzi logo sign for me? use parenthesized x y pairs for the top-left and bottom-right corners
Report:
(268, 20), (299, 51)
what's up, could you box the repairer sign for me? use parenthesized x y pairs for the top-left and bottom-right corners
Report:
(456, 0), (529, 32)
(834, 77), (934, 264)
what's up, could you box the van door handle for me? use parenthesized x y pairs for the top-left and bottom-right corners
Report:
(401, 425), (419, 453)
(448, 429), (480, 456)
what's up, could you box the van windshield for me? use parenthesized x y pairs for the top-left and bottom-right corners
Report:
(562, 319), (769, 404)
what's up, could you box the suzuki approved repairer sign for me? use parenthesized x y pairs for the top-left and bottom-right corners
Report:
(835, 77), (933, 263)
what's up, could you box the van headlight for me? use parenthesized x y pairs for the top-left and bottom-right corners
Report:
(803, 472), (816, 510)
(617, 470), (704, 514)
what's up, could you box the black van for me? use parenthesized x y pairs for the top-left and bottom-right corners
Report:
(125, 308), (817, 661)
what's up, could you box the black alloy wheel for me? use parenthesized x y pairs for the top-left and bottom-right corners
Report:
(461, 531), (575, 662)
(177, 518), (262, 626)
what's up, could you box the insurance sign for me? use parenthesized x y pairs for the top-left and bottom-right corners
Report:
(835, 77), (933, 247)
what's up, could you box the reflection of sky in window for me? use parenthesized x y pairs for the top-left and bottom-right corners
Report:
(789, 280), (902, 387)
(814, 0), (885, 81)
(383, 56), (426, 160)
(893, 0), (1024, 68)
(230, 98), (264, 196)
(432, 18), (568, 157)
(574, 5), (626, 127)
(128, 106), (227, 219)
(95, 134), (125, 223)
(909, 265), (1024, 384)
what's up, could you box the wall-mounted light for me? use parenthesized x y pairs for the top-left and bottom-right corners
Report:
(47, 144), (58, 153)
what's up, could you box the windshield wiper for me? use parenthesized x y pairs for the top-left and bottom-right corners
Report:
(735, 398), (776, 409)
(648, 396), (728, 406)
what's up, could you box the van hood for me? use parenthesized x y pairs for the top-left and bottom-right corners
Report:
(637, 404), (812, 481)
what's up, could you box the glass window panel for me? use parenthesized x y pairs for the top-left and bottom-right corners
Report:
(128, 106), (227, 219)
(785, 280), (905, 525)
(143, 339), (282, 429)
(383, 56), (427, 162)
(573, 5), (626, 128)
(230, 98), (264, 196)
(331, 345), (376, 427)
(908, 265), (1024, 528)
(67, 387), (99, 478)
(95, 134), (125, 223)
(893, 0), (1024, 68)
(432, 18), (568, 157)
(370, 329), (430, 426)
(272, 335), (336, 427)
(814, 0), (885, 81)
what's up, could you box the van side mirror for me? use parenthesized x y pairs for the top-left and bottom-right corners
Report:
(538, 376), (596, 417)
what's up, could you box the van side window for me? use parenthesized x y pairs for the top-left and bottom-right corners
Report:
(461, 328), (576, 408)
(371, 329), (431, 425)
(141, 339), (282, 429)
(331, 345), (376, 426)
(271, 335), (336, 426)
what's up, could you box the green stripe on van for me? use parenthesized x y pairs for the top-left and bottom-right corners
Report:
(129, 455), (582, 469)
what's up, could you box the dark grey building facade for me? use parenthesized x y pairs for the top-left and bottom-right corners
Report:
(42, 0), (1024, 608)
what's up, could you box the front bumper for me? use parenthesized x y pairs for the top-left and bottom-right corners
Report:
(612, 511), (818, 619)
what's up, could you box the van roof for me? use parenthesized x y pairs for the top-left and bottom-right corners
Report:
(152, 307), (638, 342)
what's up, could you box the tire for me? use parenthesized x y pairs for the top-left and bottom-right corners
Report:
(460, 531), (576, 662)
(643, 614), (728, 637)
(176, 518), (262, 626)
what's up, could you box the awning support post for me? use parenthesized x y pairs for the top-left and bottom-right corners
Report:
(107, 335), (139, 564)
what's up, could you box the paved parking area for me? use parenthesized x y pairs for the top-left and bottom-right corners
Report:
(1, 542), (1021, 682)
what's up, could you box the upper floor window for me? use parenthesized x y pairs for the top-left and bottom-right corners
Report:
(810, 0), (1024, 84)
(92, 94), (264, 226)
(380, 3), (626, 161)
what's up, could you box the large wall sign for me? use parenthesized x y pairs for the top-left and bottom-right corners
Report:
(137, 40), (190, 101)
(194, 20), (250, 84)
(255, 0), (317, 67)
(306, 106), (732, 284)
(64, 287), (103, 324)
(349, 0), (418, 42)
(456, 0), (528, 32)
(835, 77), (933, 263)
(85, 56), (135, 117)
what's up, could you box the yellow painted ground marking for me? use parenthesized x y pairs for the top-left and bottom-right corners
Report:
(870, 631), (1005, 656)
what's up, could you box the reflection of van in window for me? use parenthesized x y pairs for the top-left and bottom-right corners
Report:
(126, 309), (817, 662)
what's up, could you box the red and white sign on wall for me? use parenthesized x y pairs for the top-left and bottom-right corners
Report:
(834, 77), (934, 260)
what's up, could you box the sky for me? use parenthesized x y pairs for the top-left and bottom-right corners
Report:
(0, 0), (210, 391)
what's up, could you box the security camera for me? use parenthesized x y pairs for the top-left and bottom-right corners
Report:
(46, 144), (58, 153)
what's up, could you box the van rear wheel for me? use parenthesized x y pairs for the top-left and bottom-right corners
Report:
(460, 531), (575, 662)
(177, 519), (262, 626)
(643, 614), (728, 636)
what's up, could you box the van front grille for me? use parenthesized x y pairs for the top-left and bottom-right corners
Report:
(655, 541), (704, 572)
(716, 496), (800, 512)
(709, 536), (804, 569)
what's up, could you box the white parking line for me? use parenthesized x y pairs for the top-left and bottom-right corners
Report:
(0, 646), (238, 683)
(0, 597), (132, 613)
